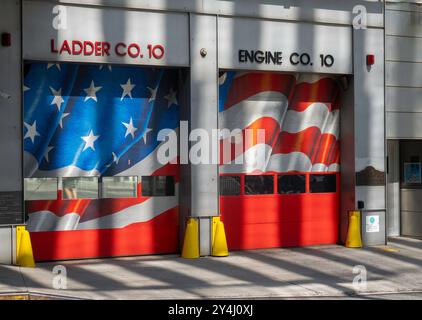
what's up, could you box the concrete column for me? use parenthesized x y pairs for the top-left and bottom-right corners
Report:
(352, 27), (386, 245)
(188, 14), (218, 255)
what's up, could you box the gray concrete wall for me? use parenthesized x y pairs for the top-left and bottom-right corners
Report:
(385, 2), (422, 239)
(353, 27), (385, 207)
(386, 3), (422, 139)
(353, 26), (386, 244)
(0, 0), (23, 225)
(340, 79), (355, 243)
(29, 0), (383, 27)
(189, 14), (218, 256)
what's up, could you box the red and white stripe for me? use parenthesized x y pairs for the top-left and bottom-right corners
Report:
(219, 72), (341, 174)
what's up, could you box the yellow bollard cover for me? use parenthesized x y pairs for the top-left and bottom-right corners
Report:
(16, 226), (36, 268)
(345, 210), (363, 248)
(211, 218), (229, 257)
(181, 218), (200, 259)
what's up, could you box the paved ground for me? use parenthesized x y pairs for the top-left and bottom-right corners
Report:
(1, 237), (421, 300)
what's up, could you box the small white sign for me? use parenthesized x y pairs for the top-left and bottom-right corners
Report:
(366, 215), (380, 233)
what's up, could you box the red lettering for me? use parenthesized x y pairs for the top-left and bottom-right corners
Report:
(102, 42), (110, 56)
(51, 38), (58, 53)
(115, 42), (126, 56)
(95, 41), (102, 56)
(83, 41), (94, 55)
(127, 43), (140, 58)
(152, 44), (164, 59)
(59, 40), (71, 55)
(72, 40), (83, 55)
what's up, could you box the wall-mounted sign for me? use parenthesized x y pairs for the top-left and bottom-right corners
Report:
(218, 17), (352, 74)
(23, 1), (189, 66)
(50, 39), (165, 61)
(404, 162), (421, 184)
(366, 215), (380, 233)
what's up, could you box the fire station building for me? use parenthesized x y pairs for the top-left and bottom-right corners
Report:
(0, 0), (421, 263)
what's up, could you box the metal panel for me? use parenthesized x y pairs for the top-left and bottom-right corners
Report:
(218, 17), (352, 74)
(399, 141), (422, 238)
(386, 87), (422, 113)
(386, 61), (422, 87)
(386, 9), (422, 37)
(401, 211), (422, 237)
(361, 210), (386, 246)
(386, 140), (400, 237)
(400, 189), (422, 212)
(386, 35), (422, 63)
(199, 218), (211, 256)
(387, 112), (422, 139)
(23, 0), (189, 66)
(0, 226), (12, 264)
(189, 14), (218, 218)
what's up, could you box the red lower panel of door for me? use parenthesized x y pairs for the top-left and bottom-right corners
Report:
(220, 193), (339, 250)
(29, 208), (179, 261)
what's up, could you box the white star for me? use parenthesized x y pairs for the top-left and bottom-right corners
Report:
(59, 112), (70, 128)
(44, 146), (54, 162)
(112, 152), (120, 164)
(219, 72), (227, 85)
(81, 130), (99, 151)
(120, 78), (136, 100)
(122, 117), (138, 139)
(164, 88), (178, 108)
(99, 65), (112, 71)
(84, 80), (102, 102)
(23, 85), (30, 92)
(49, 86), (65, 111)
(47, 63), (61, 71)
(23, 121), (41, 143)
(147, 86), (158, 103)
(142, 128), (152, 144)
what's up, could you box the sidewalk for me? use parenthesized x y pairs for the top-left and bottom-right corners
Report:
(1, 237), (422, 300)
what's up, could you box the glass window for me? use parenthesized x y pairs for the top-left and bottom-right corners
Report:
(310, 174), (336, 193)
(245, 175), (274, 195)
(62, 177), (98, 199)
(142, 176), (175, 196)
(220, 176), (241, 196)
(278, 174), (306, 194)
(24, 178), (57, 200)
(101, 176), (137, 198)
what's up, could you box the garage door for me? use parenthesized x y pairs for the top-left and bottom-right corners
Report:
(23, 62), (183, 261)
(219, 71), (341, 249)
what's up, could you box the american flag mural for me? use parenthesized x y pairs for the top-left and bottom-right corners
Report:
(218, 71), (342, 250)
(23, 62), (182, 260)
(218, 71), (341, 174)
